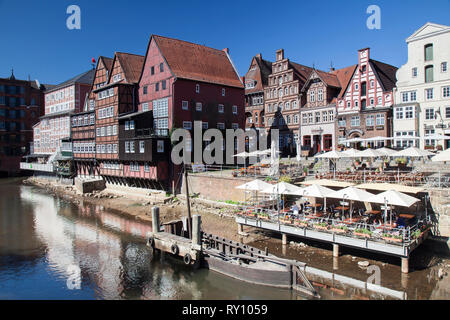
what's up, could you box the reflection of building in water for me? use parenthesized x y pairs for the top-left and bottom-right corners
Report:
(0, 184), (44, 259)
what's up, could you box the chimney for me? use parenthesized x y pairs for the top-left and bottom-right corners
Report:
(222, 48), (230, 54)
(256, 53), (262, 60)
(329, 67), (335, 72)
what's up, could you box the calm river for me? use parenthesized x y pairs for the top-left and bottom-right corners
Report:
(0, 179), (447, 300)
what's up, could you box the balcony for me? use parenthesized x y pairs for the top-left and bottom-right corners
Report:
(20, 162), (54, 173)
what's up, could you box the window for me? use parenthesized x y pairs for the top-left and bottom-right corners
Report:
(125, 121), (130, 130)
(446, 107), (450, 119)
(402, 92), (409, 102)
(196, 84), (200, 93)
(315, 112), (320, 123)
(354, 83), (359, 90)
(157, 140), (164, 153)
(183, 121), (192, 129)
(361, 65), (367, 73)
(130, 141), (135, 153)
(322, 111), (328, 122)
(425, 65), (434, 83)
(412, 67), (418, 78)
(351, 116), (360, 127)
(442, 62), (448, 73)
(232, 123), (238, 129)
(151, 66), (154, 75)
(129, 120), (135, 130)
(405, 106), (414, 119)
(202, 122), (208, 129)
(425, 108), (435, 120)
(196, 102), (202, 111)
(217, 123), (225, 130)
(443, 86), (450, 98)
(142, 102), (149, 111)
(361, 82), (367, 96)
(144, 163), (150, 172)
(139, 141), (145, 153)
(182, 101), (189, 110)
(370, 80), (375, 88)
(395, 107), (404, 120)
(162, 80), (166, 90)
(318, 89), (323, 101)
(232, 105), (238, 114)
(426, 88), (434, 100)
(366, 115), (374, 126)
(143, 86), (148, 94)
(410, 91), (417, 101)
(425, 129), (436, 147)
(113, 125), (117, 135)
(376, 114), (385, 126)
(218, 104), (224, 113)
(310, 90), (315, 102)
(222, 88), (226, 96)
(160, 63), (164, 72)
(424, 44), (433, 61)
(155, 82), (159, 92)
(302, 113), (308, 124)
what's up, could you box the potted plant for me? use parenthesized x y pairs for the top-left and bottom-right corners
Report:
(294, 219), (309, 228)
(280, 216), (293, 225)
(303, 167), (308, 176)
(354, 228), (372, 238)
(257, 212), (270, 221)
(331, 225), (348, 234)
(382, 233), (403, 243)
(313, 222), (329, 231)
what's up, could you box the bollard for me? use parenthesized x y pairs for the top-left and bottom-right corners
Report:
(192, 215), (202, 246)
(282, 233), (288, 245)
(401, 257), (409, 274)
(152, 207), (160, 233)
(333, 243), (339, 258)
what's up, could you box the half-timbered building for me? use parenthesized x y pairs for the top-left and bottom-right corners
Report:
(336, 48), (398, 148)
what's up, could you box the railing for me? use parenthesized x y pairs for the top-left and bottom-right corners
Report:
(20, 162), (54, 173)
(237, 209), (432, 246)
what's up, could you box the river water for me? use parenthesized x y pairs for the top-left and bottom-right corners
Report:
(0, 179), (447, 300)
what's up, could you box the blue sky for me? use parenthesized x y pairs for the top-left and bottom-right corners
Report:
(1, 0), (449, 85)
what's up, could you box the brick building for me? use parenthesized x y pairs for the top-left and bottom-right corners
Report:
(0, 71), (48, 175)
(336, 48), (398, 148)
(72, 56), (113, 178)
(244, 53), (272, 131)
(299, 66), (356, 155)
(264, 49), (314, 156)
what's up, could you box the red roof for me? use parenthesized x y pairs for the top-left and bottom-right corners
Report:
(332, 65), (358, 98)
(153, 35), (243, 88)
(115, 52), (145, 84)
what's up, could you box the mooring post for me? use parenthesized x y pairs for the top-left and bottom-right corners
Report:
(333, 243), (339, 258)
(238, 223), (244, 234)
(401, 257), (409, 274)
(282, 233), (288, 245)
(152, 207), (160, 233)
(192, 215), (201, 246)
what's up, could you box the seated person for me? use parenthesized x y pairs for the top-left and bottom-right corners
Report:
(291, 204), (300, 216)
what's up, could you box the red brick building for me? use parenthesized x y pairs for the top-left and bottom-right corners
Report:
(137, 35), (245, 190)
(72, 56), (113, 178)
(336, 48), (398, 148)
(244, 53), (272, 131)
(0, 71), (48, 175)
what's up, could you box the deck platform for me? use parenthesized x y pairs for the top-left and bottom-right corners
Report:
(235, 216), (429, 258)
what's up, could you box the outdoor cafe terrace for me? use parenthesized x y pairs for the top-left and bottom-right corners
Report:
(235, 179), (434, 248)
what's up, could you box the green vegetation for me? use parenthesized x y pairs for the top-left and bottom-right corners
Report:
(355, 228), (372, 236)
(333, 225), (348, 231)
(314, 222), (328, 228)
(412, 229), (422, 239)
(279, 175), (292, 183)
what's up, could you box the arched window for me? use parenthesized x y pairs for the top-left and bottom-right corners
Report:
(279, 89), (283, 97)
(424, 44), (433, 61)
(425, 65), (434, 83)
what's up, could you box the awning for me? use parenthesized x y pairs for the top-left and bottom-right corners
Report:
(355, 183), (424, 194)
(300, 179), (355, 188)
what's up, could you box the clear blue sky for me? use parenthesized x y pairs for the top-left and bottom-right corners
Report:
(1, 0), (449, 85)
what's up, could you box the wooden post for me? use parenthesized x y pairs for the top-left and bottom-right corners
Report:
(185, 167), (192, 239)
(192, 215), (201, 246)
(152, 207), (160, 233)
(238, 223), (244, 234)
(401, 257), (409, 274)
(282, 233), (288, 245)
(333, 243), (339, 258)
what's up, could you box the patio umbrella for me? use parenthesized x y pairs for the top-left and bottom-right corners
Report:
(261, 182), (305, 196)
(393, 147), (434, 158)
(358, 148), (384, 158)
(367, 190), (420, 225)
(328, 187), (374, 221)
(299, 184), (334, 215)
(314, 150), (342, 159)
(432, 148), (450, 162)
(339, 148), (361, 158)
(376, 147), (397, 157)
(343, 137), (364, 143)
(236, 179), (272, 206)
(424, 134), (450, 140)
(300, 179), (355, 188)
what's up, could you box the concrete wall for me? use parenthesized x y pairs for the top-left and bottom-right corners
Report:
(429, 188), (450, 238)
(180, 174), (252, 202)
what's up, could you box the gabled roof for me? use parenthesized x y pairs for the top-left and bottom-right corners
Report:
(406, 22), (450, 43)
(100, 56), (113, 73)
(46, 69), (95, 93)
(369, 59), (398, 92)
(245, 54), (273, 94)
(113, 52), (145, 84)
(332, 65), (358, 98)
(150, 35), (244, 88)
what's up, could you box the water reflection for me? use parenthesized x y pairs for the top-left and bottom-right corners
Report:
(0, 180), (297, 300)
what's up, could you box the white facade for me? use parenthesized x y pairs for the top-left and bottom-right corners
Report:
(394, 22), (450, 150)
